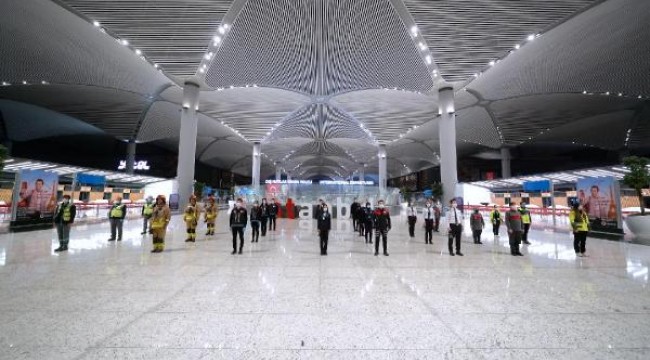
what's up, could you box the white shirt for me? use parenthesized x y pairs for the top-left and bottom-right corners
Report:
(406, 206), (417, 217)
(446, 207), (464, 225)
(424, 206), (434, 220)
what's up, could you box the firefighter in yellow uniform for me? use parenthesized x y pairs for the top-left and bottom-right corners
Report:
(204, 196), (218, 236)
(519, 203), (532, 245)
(184, 205), (198, 242)
(150, 195), (171, 253)
(569, 204), (590, 257)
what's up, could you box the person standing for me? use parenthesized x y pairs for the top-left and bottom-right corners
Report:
(204, 196), (218, 236)
(446, 199), (464, 256)
(570, 204), (590, 257)
(189, 195), (202, 223)
(373, 200), (391, 256)
(108, 197), (127, 241)
(260, 198), (270, 236)
(519, 203), (532, 245)
(183, 205), (198, 242)
(423, 200), (434, 244)
(505, 203), (524, 256)
(53, 195), (76, 252)
(469, 208), (485, 244)
(433, 200), (442, 232)
(351, 198), (360, 232)
(141, 196), (154, 235)
(229, 198), (247, 254)
(406, 201), (417, 238)
(490, 205), (501, 236)
(362, 202), (374, 244)
(318, 203), (332, 255)
(268, 198), (278, 231)
(250, 201), (261, 243)
(150, 195), (171, 253)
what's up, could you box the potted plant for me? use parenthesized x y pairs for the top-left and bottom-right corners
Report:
(622, 156), (650, 237)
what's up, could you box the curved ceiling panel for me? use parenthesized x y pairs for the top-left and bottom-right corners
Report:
(137, 101), (180, 142)
(404, 0), (596, 82)
(468, 0), (650, 99)
(58, 0), (233, 77)
(0, 0), (170, 95)
(456, 106), (502, 148)
(0, 84), (148, 139)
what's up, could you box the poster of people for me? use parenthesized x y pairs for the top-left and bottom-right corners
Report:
(576, 176), (622, 233)
(13, 170), (59, 222)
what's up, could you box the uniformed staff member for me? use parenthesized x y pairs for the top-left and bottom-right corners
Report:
(150, 195), (171, 253)
(373, 200), (391, 256)
(108, 197), (127, 241)
(519, 203), (532, 245)
(505, 202), (524, 256)
(53, 195), (76, 252)
(260, 198), (270, 236)
(141, 196), (154, 235)
(423, 200), (434, 244)
(250, 200), (262, 243)
(446, 199), (464, 256)
(351, 198), (360, 232)
(318, 203), (332, 255)
(469, 208), (485, 244)
(229, 198), (248, 254)
(490, 205), (501, 236)
(204, 196), (218, 236)
(362, 202), (374, 244)
(184, 205), (198, 242)
(268, 198), (279, 231)
(406, 201), (417, 238)
(189, 194), (202, 222)
(570, 204), (590, 257)
(433, 200), (442, 232)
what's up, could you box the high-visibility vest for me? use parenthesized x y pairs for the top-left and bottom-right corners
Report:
(490, 210), (501, 222)
(62, 204), (72, 222)
(184, 213), (197, 223)
(520, 209), (531, 224)
(143, 204), (154, 216)
(569, 210), (589, 232)
(110, 205), (124, 218)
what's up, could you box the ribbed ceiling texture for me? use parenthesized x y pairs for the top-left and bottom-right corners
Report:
(0, 0), (649, 180)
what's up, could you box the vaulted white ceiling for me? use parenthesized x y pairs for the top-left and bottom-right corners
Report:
(1, 0), (649, 180)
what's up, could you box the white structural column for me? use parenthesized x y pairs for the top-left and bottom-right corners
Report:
(252, 142), (261, 192)
(438, 87), (458, 204)
(125, 140), (136, 175)
(378, 145), (387, 196)
(501, 147), (512, 178)
(359, 165), (365, 183)
(176, 82), (200, 210)
(275, 167), (281, 181)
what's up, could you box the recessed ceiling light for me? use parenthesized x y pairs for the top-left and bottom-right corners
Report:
(489, 60), (495, 66)
(93, 20), (100, 27)
(514, 44), (520, 49)
(121, 39), (129, 46)
(527, 34), (535, 41)
(135, 49), (142, 55)
(218, 26), (225, 34)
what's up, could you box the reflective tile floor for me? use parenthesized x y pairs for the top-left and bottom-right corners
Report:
(0, 214), (649, 359)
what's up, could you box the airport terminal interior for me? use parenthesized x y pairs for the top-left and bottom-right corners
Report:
(1, 0), (650, 359)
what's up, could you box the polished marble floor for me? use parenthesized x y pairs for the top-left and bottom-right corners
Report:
(0, 213), (649, 359)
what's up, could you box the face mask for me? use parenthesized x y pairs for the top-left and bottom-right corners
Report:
(236, 202), (242, 208)
(451, 203), (457, 208)
(63, 199), (70, 204)
(323, 208), (328, 212)
(426, 203), (431, 207)
(378, 204), (384, 209)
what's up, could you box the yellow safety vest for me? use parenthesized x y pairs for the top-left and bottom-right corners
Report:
(62, 204), (72, 222)
(490, 210), (501, 222)
(110, 205), (124, 218)
(143, 204), (154, 216)
(570, 211), (589, 232)
(184, 213), (197, 223)
(520, 210), (531, 224)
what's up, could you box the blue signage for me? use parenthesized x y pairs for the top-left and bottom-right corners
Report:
(76, 173), (106, 186)
(523, 180), (552, 192)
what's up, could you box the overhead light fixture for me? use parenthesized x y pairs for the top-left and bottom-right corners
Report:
(135, 49), (142, 55)
(489, 60), (495, 66)
(204, 52), (213, 60)
(582, 90), (587, 94)
(223, 23), (230, 29)
(212, 36), (221, 45)
(618, 93), (623, 96)
(93, 20), (101, 27)
(514, 44), (520, 49)
(605, 91), (610, 95)
(154, 63), (159, 68)
(418, 42), (426, 51)
(22, 80), (27, 85)
(1, 81), (9, 86)
(218, 26), (226, 34)
(410, 25), (418, 36)
(425, 55), (432, 64)
(527, 34), (535, 41)
(121, 39), (129, 46)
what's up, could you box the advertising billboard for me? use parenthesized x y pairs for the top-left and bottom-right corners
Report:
(12, 170), (59, 224)
(576, 177), (622, 233)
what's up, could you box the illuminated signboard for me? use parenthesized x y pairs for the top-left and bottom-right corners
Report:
(320, 180), (374, 185)
(118, 160), (150, 171)
(265, 180), (312, 184)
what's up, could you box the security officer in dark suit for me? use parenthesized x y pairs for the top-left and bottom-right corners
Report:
(373, 200), (391, 256)
(317, 203), (332, 255)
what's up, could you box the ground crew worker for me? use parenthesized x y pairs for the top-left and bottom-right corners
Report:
(250, 200), (261, 242)
(423, 200), (434, 244)
(318, 203), (332, 255)
(150, 195), (171, 253)
(505, 202), (524, 256)
(570, 204), (590, 257)
(184, 205), (198, 242)
(490, 205), (501, 236)
(204, 196), (218, 236)
(519, 203), (532, 244)
(53, 195), (76, 252)
(108, 197), (126, 241)
(406, 201), (417, 238)
(373, 200), (391, 256)
(141, 196), (154, 235)
(446, 199), (464, 256)
(469, 208), (485, 244)
(229, 198), (247, 254)
(362, 202), (374, 244)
